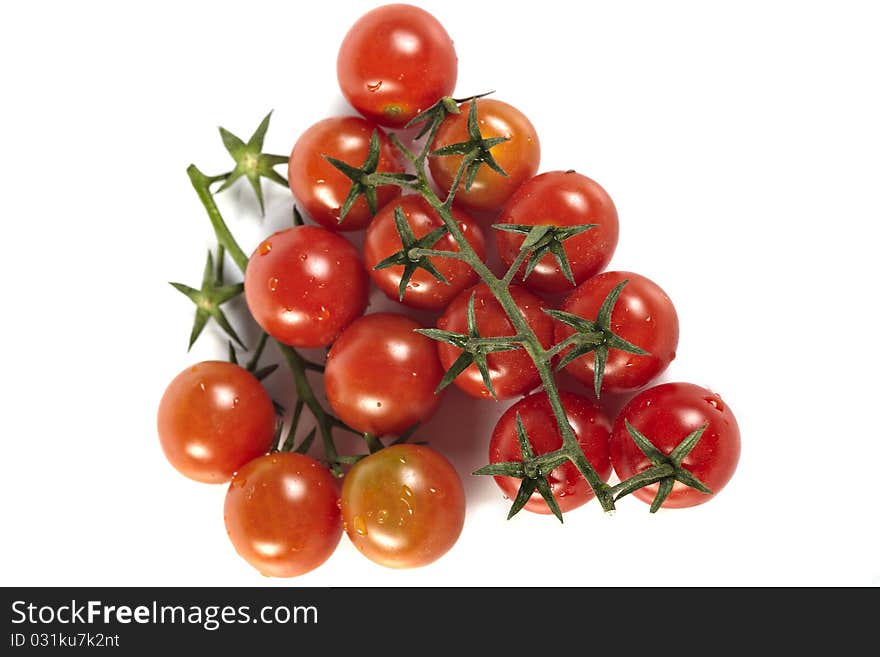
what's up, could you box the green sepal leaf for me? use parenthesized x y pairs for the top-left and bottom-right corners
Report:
(170, 249), (245, 350)
(215, 111), (289, 215)
(252, 363), (278, 382)
(624, 419), (667, 466)
(669, 423), (708, 466)
(473, 461), (526, 478)
(435, 351), (473, 393)
(650, 478), (674, 514)
(391, 423), (420, 445)
(507, 478), (538, 520)
(592, 344), (609, 398)
(534, 476), (563, 523)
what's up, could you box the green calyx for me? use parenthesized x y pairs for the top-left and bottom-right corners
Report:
(494, 223), (597, 286)
(415, 292), (520, 399)
(372, 206), (451, 301)
(324, 130), (417, 221)
(612, 420), (713, 512)
(544, 280), (649, 397)
(216, 111), (289, 215)
(170, 247), (244, 350)
(429, 98), (509, 192)
(473, 413), (565, 523)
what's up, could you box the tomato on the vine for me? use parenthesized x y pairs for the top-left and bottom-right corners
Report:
(324, 313), (445, 436)
(364, 194), (486, 310)
(288, 116), (403, 231)
(337, 4), (457, 128)
(224, 452), (342, 577)
(244, 225), (369, 348)
(436, 283), (554, 399)
(555, 271), (679, 394)
(490, 391), (612, 514)
(157, 361), (276, 484)
(496, 170), (619, 293)
(341, 444), (465, 568)
(429, 99), (540, 212)
(610, 383), (741, 509)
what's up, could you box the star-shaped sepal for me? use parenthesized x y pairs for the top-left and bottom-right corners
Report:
(372, 206), (451, 301)
(323, 131), (417, 223)
(473, 413), (569, 522)
(494, 223), (597, 285)
(429, 98), (510, 191)
(215, 111), (289, 215)
(170, 249), (244, 350)
(614, 420), (713, 512)
(415, 292), (520, 399)
(544, 280), (649, 397)
(405, 91), (495, 139)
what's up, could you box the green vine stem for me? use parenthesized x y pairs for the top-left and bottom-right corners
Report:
(344, 103), (618, 513)
(185, 164), (346, 477)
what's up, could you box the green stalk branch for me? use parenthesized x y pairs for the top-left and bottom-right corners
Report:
(187, 163), (346, 476)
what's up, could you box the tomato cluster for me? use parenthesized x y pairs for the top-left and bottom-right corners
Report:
(160, 4), (740, 578)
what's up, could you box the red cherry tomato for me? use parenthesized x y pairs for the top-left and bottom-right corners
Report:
(436, 283), (554, 399)
(363, 195), (486, 310)
(341, 444), (465, 568)
(224, 452), (342, 577)
(288, 116), (403, 231)
(610, 383), (741, 509)
(555, 271), (679, 394)
(244, 225), (368, 348)
(496, 170), (619, 293)
(337, 4), (457, 128)
(429, 99), (540, 211)
(490, 391), (612, 514)
(325, 313), (445, 435)
(157, 361), (276, 484)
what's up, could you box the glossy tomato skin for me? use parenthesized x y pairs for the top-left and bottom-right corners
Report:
(337, 4), (457, 128)
(610, 383), (741, 508)
(224, 453), (342, 577)
(244, 226), (369, 348)
(490, 392), (612, 514)
(364, 195), (486, 310)
(157, 361), (276, 484)
(496, 171), (619, 293)
(324, 313), (445, 435)
(429, 99), (540, 212)
(341, 444), (465, 568)
(436, 283), (554, 399)
(555, 271), (679, 394)
(288, 116), (403, 231)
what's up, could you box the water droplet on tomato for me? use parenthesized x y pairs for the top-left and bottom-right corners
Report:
(316, 179), (325, 185)
(376, 509), (389, 524)
(398, 456), (406, 464)
(401, 485), (413, 498)
(317, 305), (330, 321)
(233, 396), (240, 407)
(366, 80), (382, 92)
(258, 241), (272, 256)
(429, 487), (438, 494)
(705, 396), (725, 412)
(299, 253), (308, 261)
(353, 515), (368, 536)
(268, 276), (279, 292)
(198, 381), (206, 392)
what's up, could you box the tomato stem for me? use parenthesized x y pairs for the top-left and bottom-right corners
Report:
(391, 101), (617, 514)
(186, 162), (350, 476)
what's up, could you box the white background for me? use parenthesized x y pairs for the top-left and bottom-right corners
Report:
(1, 0), (878, 587)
